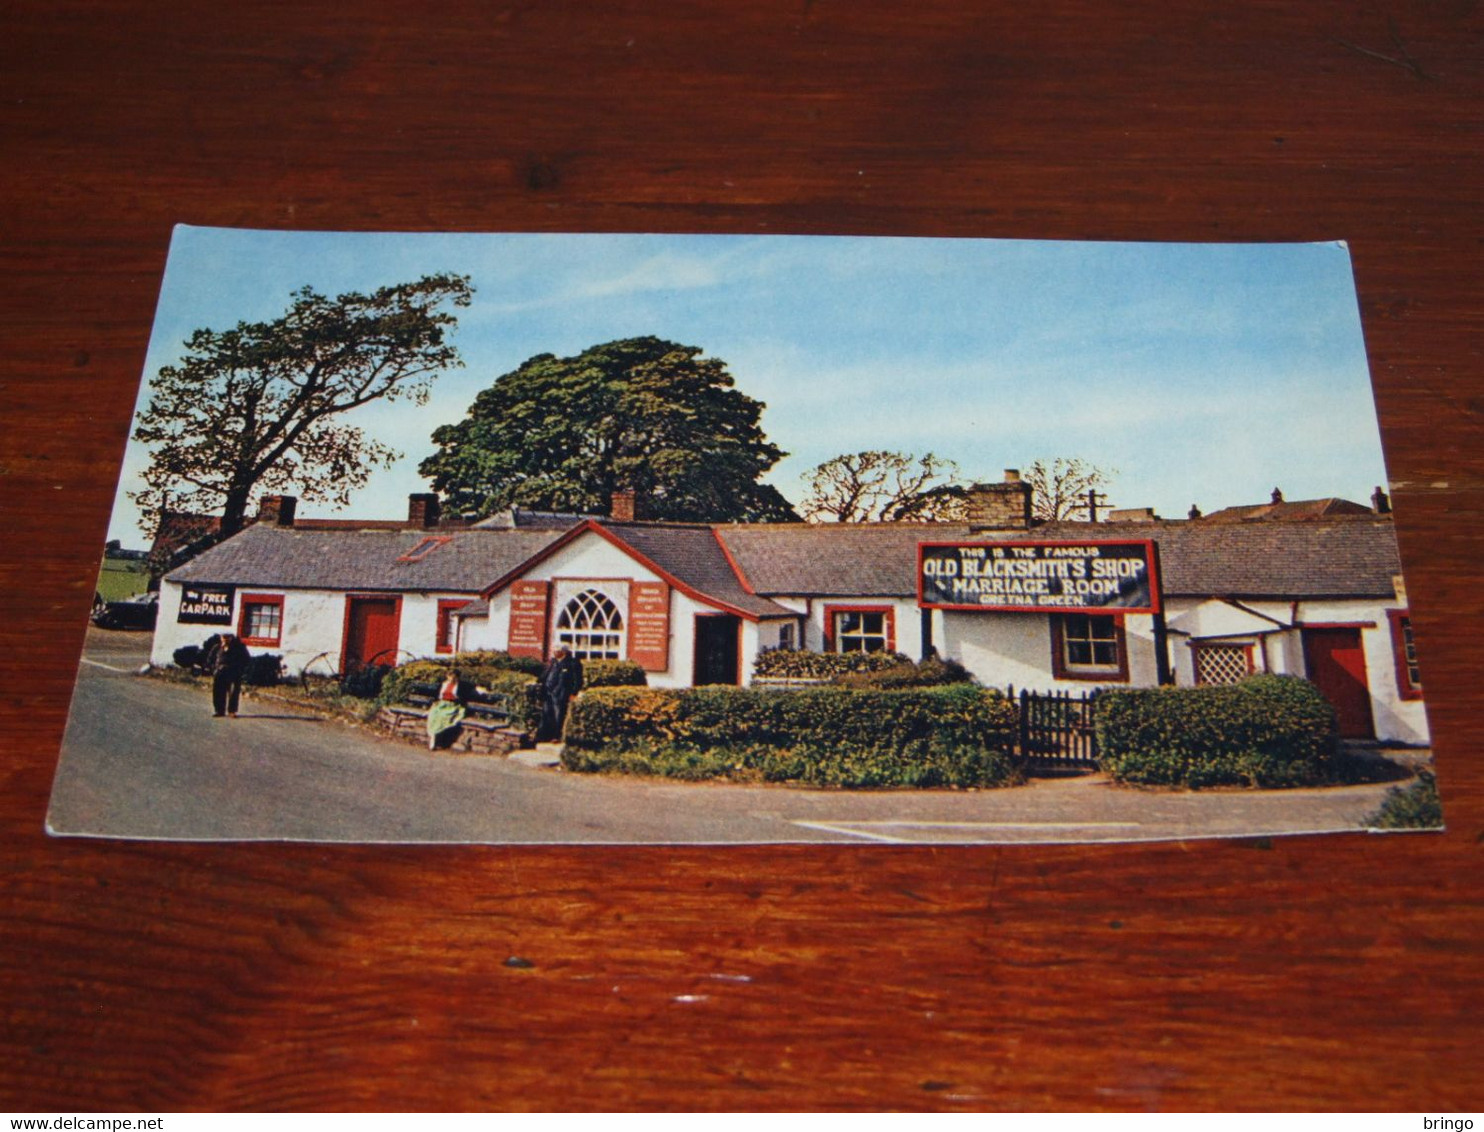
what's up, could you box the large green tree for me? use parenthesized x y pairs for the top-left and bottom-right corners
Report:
(131, 274), (473, 537)
(420, 337), (798, 523)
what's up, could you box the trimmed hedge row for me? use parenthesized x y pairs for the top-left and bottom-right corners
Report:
(561, 684), (1019, 788)
(1094, 674), (1339, 788)
(753, 648), (913, 679)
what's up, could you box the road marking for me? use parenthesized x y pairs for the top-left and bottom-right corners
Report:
(791, 819), (1142, 843)
(79, 657), (139, 674)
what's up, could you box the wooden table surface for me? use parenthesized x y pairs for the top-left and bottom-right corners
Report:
(2, 0), (1481, 1112)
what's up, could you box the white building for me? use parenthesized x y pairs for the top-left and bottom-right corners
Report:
(152, 480), (1429, 745)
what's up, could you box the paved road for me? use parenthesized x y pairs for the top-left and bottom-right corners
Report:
(47, 628), (1414, 845)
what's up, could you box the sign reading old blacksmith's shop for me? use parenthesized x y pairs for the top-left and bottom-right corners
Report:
(918, 541), (1161, 614)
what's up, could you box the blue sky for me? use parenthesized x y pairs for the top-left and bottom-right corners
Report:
(109, 227), (1389, 543)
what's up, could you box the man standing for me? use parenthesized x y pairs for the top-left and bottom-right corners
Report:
(207, 631), (251, 718)
(538, 646), (584, 741)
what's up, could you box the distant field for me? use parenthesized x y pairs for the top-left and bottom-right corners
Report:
(95, 556), (150, 602)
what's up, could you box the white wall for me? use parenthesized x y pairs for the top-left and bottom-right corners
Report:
(151, 581), (482, 676)
(467, 530), (766, 688)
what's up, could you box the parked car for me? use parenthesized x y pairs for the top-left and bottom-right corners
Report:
(91, 590), (159, 630)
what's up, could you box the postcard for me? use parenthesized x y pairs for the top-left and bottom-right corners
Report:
(47, 227), (1440, 843)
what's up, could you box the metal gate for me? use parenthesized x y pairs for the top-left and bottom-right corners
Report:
(1015, 687), (1100, 769)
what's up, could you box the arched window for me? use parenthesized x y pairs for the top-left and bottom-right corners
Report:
(556, 589), (625, 659)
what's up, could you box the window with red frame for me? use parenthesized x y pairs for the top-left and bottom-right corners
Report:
(435, 599), (467, 654)
(1388, 609), (1423, 699)
(238, 593), (284, 646)
(825, 606), (894, 654)
(1050, 613), (1128, 682)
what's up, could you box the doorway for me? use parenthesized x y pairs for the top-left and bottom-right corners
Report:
(342, 595), (402, 673)
(693, 614), (741, 686)
(1303, 626), (1375, 739)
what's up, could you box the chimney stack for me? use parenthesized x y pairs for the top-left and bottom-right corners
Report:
(257, 495), (297, 527)
(610, 489), (642, 522)
(408, 493), (441, 529)
(966, 469), (1034, 531)
(1372, 486), (1392, 514)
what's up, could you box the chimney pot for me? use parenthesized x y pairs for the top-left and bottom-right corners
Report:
(1372, 486), (1392, 514)
(1271, 487), (1284, 504)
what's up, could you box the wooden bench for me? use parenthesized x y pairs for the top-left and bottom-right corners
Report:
(380, 683), (533, 755)
(402, 682), (515, 724)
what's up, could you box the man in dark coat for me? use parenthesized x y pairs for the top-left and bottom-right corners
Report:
(538, 646), (584, 741)
(207, 631), (251, 718)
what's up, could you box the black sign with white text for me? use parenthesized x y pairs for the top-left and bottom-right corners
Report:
(918, 541), (1160, 614)
(177, 583), (236, 625)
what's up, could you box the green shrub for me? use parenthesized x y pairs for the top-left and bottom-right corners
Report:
(445, 649), (543, 677)
(753, 648), (913, 680)
(582, 658), (649, 687)
(244, 653), (283, 687)
(832, 655), (976, 689)
(1095, 673), (1338, 788)
(562, 684), (1019, 788)
(1365, 771), (1444, 830)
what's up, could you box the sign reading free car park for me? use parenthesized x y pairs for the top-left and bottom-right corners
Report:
(176, 583), (236, 625)
(918, 541), (1161, 614)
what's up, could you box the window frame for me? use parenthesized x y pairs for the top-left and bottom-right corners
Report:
(823, 604), (896, 655)
(1388, 609), (1423, 700)
(1191, 641), (1256, 686)
(435, 598), (468, 655)
(1050, 613), (1129, 683)
(238, 592), (285, 647)
(555, 587), (626, 660)
(398, 535), (452, 563)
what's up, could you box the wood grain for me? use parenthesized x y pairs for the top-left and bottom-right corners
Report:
(2, 0), (1481, 1111)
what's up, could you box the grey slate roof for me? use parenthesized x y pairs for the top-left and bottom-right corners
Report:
(717, 517), (1403, 600)
(598, 522), (794, 618)
(166, 525), (569, 593)
(167, 512), (1404, 607)
(716, 523), (975, 597)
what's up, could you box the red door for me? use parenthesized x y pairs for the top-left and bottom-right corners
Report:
(1303, 627), (1375, 739)
(343, 596), (402, 673)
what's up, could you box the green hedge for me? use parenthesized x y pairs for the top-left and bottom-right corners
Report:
(753, 648), (913, 680)
(831, 656), (975, 689)
(582, 658), (649, 688)
(562, 684), (1019, 788)
(1095, 674), (1338, 788)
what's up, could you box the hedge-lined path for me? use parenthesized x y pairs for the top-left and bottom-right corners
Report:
(50, 629), (1431, 844)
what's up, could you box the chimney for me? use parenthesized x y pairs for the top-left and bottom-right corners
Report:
(1271, 487), (1284, 504)
(610, 489), (642, 522)
(1188, 504), (1203, 520)
(966, 469), (1034, 531)
(1372, 486), (1392, 514)
(257, 495), (297, 527)
(408, 492), (441, 529)
(1108, 507), (1157, 523)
